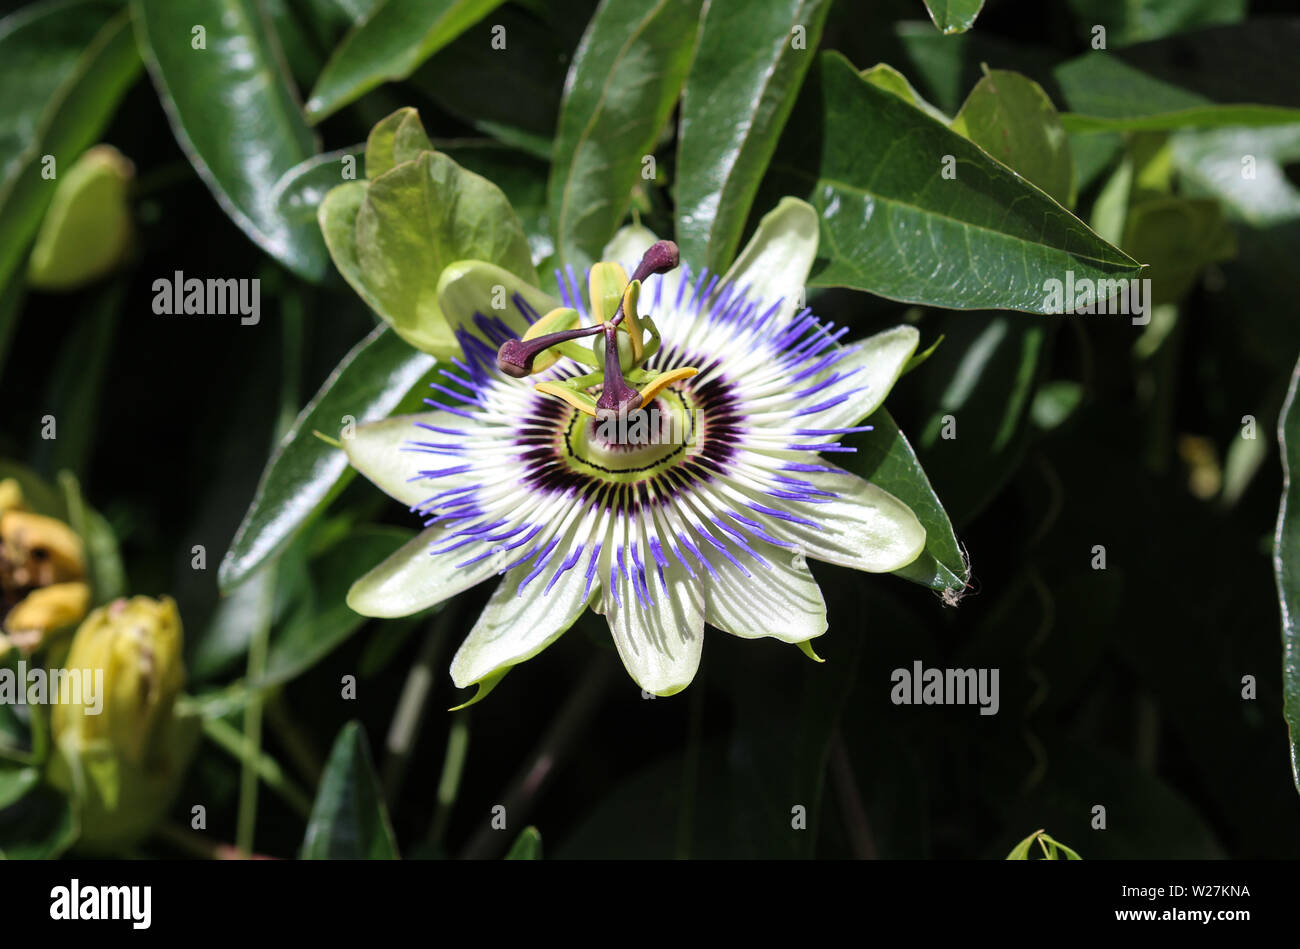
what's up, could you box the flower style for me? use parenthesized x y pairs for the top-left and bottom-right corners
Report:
(343, 198), (927, 700)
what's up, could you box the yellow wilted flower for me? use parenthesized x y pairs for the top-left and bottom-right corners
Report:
(0, 504), (91, 654)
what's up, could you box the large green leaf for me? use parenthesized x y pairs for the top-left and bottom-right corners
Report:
(259, 525), (414, 687)
(764, 53), (1139, 314)
(1273, 354), (1300, 797)
(548, 0), (703, 272)
(1055, 22), (1300, 132)
(951, 69), (1075, 208)
(219, 324), (435, 592)
(410, 3), (581, 160)
(675, 0), (831, 273)
(133, 0), (326, 280)
(273, 146), (365, 236)
(845, 409), (967, 594)
(1064, 0), (1245, 46)
(923, 0), (985, 35)
(302, 721), (400, 859)
(305, 0), (507, 122)
(0, 1), (140, 295)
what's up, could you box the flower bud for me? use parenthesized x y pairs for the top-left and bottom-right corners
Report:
(0, 479), (23, 516)
(27, 145), (135, 291)
(47, 596), (197, 852)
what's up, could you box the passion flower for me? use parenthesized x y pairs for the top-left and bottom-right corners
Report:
(344, 198), (926, 699)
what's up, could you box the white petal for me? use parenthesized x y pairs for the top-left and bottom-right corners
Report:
(721, 197), (819, 325)
(760, 463), (926, 573)
(805, 325), (920, 430)
(347, 526), (511, 618)
(449, 552), (592, 689)
(704, 538), (827, 644)
(601, 222), (659, 272)
(598, 557), (705, 697)
(344, 411), (467, 507)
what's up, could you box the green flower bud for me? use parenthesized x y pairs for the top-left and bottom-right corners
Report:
(47, 596), (198, 853)
(27, 145), (134, 291)
(0, 479), (23, 516)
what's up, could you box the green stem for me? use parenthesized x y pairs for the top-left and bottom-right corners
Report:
(266, 693), (323, 786)
(235, 287), (304, 853)
(426, 713), (471, 851)
(205, 716), (312, 819)
(381, 612), (452, 804)
(458, 653), (613, 860)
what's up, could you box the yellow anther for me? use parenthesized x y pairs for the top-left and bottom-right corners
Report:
(637, 366), (698, 404)
(522, 307), (580, 340)
(535, 381), (598, 417)
(620, 280), (644, 363)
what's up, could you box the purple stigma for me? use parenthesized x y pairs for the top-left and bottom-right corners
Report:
(497, 325), (603, 377)
(630, 240), (680, 284)
(595, 322), (642, 420)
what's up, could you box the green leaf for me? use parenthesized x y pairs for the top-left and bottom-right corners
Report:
(352, 149), (536, 356)
(951, 69), (1075, 209)
(1121, 196), (1236, 305)
(1065, 0), (1245, 46)
(765, 53), (1139, 314)
(922, 0), (985, 35)
(845, 409), (967, 594)
(259, 526), (414, 687)
(1171, 124), (1300, 227)
(441, 144), (552, 266)
(410, 3), (577, 161)
(548, 0), (703, 272)
(675, 0), (832, 273)
(1273, 354), (1300, 798)
(860, 63), (948, 123)
(58, 471), (127, 606)
(0, 782), (79, 858)
(219, 324), (436, 592)
(363, 107), (432, 180)
(273, 147), (364, 237)
(0, 762), (39, 810)
(302, 721), (400, 859)
(1054, 23), (1300, 132)
(305, 0), (508, 122)
(914, 314), (1050, 525)
(29, 279), (123, 480)
(0, 1), (140, 295)
(133, 0), (326, 280)
(505, 825), (543, 859)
